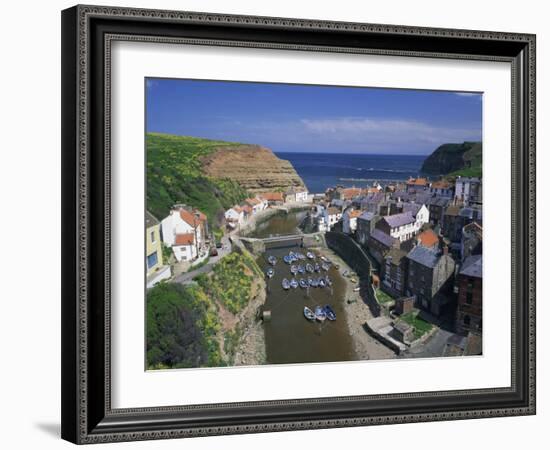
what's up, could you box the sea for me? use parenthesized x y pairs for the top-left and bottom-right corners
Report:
(275, 152), (427, 194)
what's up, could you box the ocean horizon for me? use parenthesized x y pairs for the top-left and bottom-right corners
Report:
(275, 152), (427, 194)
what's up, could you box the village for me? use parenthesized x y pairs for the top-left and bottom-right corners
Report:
(145, 174), (482, 360)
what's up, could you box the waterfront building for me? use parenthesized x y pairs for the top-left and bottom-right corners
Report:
(146, 211), (171, 288)
(406, 177), (429, 193)
(456, 254), (483, 334)
(356, 211), (379, 245)
(333, 186), (362, 201)
(284, 187), (309, 203)
(455, 176), (482, 205)
(258, 192), (284, 205)
(224, 206), (245, 228)
(381, 247), (409, 298)
(367, 229), (399, 264)
(406, 245), (456, 317)
(327, 206), (343, 229)
(342, 208), (363, 234)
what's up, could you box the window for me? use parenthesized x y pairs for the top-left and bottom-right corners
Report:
(150, 231), (156, 244)
(466, 291), (473, 305)
(464, 315), (471, 326)
(147, 251), (158, 269)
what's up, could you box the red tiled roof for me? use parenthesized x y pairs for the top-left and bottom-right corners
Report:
(407, 177), (428, 186)
(175, 233), (194, 246)
(194, 210), (207, 222)
(431, 180), (452, 189)
(179, 209), (198, 227)
(417, 229), (439, 248)
(349, 210), (363, 219)
(259, 192), (284, 202)
(341, 187), (362, 199)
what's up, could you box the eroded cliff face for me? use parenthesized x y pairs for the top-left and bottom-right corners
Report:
(200, 145), (306, 193)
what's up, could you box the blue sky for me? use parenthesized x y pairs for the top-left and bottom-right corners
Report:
(146, 78), (482, 155)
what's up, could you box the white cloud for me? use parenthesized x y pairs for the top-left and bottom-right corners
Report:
(454, 92), (482, 98)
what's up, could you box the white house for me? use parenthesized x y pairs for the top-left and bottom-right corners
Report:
(161, 207), (206, 262)
(295, 188), (309, 202)
(342, 209), (362, 234)
(285, 187), (309, 203)
(455, 176), (482, 205)
(224, 206), (245, 227)
(327, 206), (342, 229)
(429, 180), (454, 198)
(377, 205), (430, 242)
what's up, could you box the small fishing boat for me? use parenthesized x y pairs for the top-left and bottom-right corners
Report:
(267, 255), (277, 266)
(288, 252), (298, 262)
(305, 263), (314, 273)
(318, 278), (326, 288)
(306, 251), (315, 260)
(314, 306), (326, 321)
(314, 263), (321, 272)
(321, 263), (330, 271)
(290, 265), (298, 275)
(282, 278), (290, 290)
(325, 276), (333, 287)
(307, 277), (314, 287)
(311, 278), (319, 288)
(266, 267), (274, 278)
(283, 255), (292, 264)
(303, 306), (316, 321)
(290, 278), (299, 289)
(323, 305), (336, 321)
(320, 256), (328, 263)
(297, 264), (305, 274)
(299, 278), (308, 289)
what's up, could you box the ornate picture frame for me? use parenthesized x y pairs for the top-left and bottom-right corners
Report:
(61, 5), (536, 444)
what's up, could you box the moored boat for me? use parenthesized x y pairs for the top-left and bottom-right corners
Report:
(314, 263), (321, 272)
(297, 252), (306, 260)
(306, 251), (315, 260)
(323, 305), (336, 321)
(283, 255), (292, 264)
(267, 255), (277, 266)
(266, 267), (274, 278)
(290, 278), (299, 289)
(314, 306), (326, 321)
(290, 265), (298, 275)
(321, 263), (330, 271)
(305, 263), (314, 273)
(325, 275), (332, 286)
(311, 278), (319, 288)
(297, 264), (305, 274)
(304, 306), (315, 321)
(282, 278), (290, 290)
(307, 277), (314, 287)
(318, 277), (326, 288)
(299, 278), (308, 289)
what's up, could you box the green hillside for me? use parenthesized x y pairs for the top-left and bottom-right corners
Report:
(420, 141), (482, 178)
(146, 133), (248, 226)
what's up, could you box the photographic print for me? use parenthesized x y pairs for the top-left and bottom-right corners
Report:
(145, 79), (483, 370)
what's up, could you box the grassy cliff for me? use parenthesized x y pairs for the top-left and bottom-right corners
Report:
(420, 141), (482, 178)
(146, 133), (249, 225)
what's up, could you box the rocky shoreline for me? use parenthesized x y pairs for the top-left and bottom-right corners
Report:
(315, 247), (396, 362)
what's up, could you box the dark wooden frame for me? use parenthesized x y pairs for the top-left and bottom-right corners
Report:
(61, 4), (536, 444)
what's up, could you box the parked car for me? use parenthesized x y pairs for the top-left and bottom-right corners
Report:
(216, 242), (223, 249)
(209, 248), (218, 256)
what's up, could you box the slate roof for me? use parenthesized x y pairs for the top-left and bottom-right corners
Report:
(401, 203), (422, 217)
(383, 212), (415, 228)
(385, 247), (407, 265)
(145, 211), (159, 228)
(427, 196), (451, 207)
(460, 254), (482, 278)
(459, 207), (482, 220)
(370, 229), (397, 248)
(406, 245), (440, 268)
(359, 211), (376, 221)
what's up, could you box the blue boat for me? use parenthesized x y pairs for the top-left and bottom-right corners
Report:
(311, 278), (319, 288)
(282, 278), (290, 290)
(314, 263), (321, 272)
(318, 277), (326, 288)
(283, 255), (292, 264)
(323, 305), (336, 321)
(297, 264), (305, 274)
(267, 255), (277, 266)
(314, 306), (326, 321)
(299, 278), (308, 289)
(266, 267), (274, 278)
(290, 278), (299, 289)
(307, 277), (314, 287)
